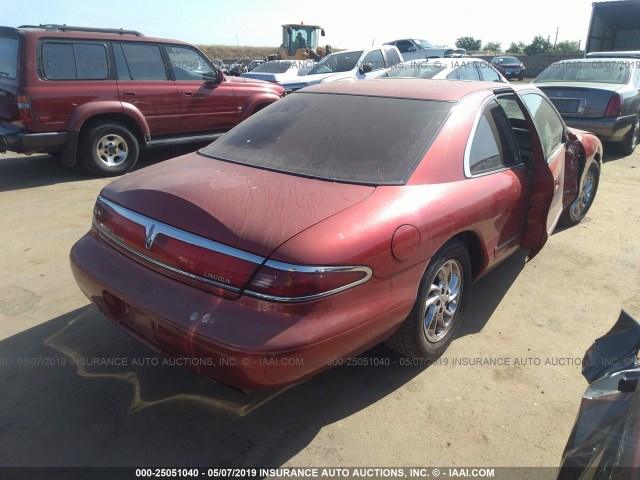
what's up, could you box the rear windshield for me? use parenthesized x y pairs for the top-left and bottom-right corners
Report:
(0, 37), (18, 80)
(200, 92), (453, 185)
(535, 61), (631, 84)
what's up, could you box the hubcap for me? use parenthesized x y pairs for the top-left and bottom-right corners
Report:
(96, 134), (128, 167)
(423, 259), (463, 343)
(570, 169), (596, 218)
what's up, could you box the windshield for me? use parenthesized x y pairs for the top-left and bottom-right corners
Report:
(201, 92), (453, 185)
(308, 51), (363, 75)
(0, 37), (18, 79)
(414, 39), (435, 49)
(535, 61), (631, 84)
(386, 61), (447, 78)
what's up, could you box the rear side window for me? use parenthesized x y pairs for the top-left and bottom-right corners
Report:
(448, 63), (481, 81)
(481, 64), (503, 82)
(0, 37), (19, 80)
(41, 42), (108, 80)
(201, 92), (453, 185)
(119, 43), (168, 80)
(467, 100), (520, 175)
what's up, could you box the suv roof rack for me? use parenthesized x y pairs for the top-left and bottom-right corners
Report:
(18, 24), (144, 37)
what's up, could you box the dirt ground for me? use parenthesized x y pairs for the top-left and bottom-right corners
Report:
(0, 140), (638, 475)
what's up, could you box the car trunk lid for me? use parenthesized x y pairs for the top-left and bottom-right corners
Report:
(97, 152), (375, 297)
(537, 84), (624, 118)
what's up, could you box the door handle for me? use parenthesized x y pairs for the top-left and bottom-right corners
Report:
(181, 91), (193, 96)
(123, 91), (135, 96)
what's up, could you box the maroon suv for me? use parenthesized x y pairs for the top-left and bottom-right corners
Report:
(0, 25), (284, 175)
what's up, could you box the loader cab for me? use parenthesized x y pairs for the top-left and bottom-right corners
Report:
(280, 24), (325, 59)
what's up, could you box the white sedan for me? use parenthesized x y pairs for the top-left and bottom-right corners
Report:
(240, 60), (315, 83)
(383, 58), (507, 83)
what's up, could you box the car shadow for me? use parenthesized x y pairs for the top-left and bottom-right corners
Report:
(459, 249), (527, 337)
(0, 143), (210, 193)
(0, 253), (524, 467)
(602, 144), (627, 163)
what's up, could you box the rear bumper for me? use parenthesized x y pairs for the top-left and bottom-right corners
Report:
(70, 233), (419, 390)
(563, 115), (635, 142)
(0, 122), (66, 153)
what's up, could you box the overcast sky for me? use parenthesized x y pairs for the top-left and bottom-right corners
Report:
(4, 0), (595, 50)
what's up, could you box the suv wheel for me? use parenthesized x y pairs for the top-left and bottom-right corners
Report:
(81, 122), (139, 176)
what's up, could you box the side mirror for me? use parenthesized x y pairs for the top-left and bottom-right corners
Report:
(360, 63), (373, 74)
(321, 29), (326, 37)
(287, 26), (292, 34)
(204, 69), (223, 83)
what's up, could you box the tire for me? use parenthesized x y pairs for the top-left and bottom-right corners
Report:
(385, 239), (471, 359)
(618, 115), (639, 156)
(80, 122), (139, 176)
(559, 162), (600, 227)
(518, 74), (524, 81)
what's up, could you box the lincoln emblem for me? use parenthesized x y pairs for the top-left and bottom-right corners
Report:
(145, 224), (156, 249)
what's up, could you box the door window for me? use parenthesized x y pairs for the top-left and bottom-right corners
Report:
(361, 49), (385, 70)
(165, 45), (215, 81)
(119, 43), (168, 80)
(383, 46), (401, 66)
(520, 93), (565, 161)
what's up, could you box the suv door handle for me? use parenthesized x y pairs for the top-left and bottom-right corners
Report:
(181, 91), (193, 96)
(123, 91), (135, 96)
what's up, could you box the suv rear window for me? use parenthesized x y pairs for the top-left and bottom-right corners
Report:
(41, 42), (109, 80)
(0, 36), (19, 80)
(201, 92), (452, 185)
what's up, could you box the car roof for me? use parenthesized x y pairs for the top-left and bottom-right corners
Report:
(300, 78), (509, 101)
(14, 25), (190, 45)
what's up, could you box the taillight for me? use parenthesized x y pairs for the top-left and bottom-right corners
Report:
(91, 196), (263, 299)
(604, 94), (622, 117)
(17, 95), (33, 125)
(245, 260), (372, 302)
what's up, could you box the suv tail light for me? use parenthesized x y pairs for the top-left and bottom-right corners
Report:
(17, 95), (33, 125)
(604, 94), (622, 117)
(245, 260), (372, 302)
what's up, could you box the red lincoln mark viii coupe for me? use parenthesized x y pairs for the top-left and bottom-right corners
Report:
(70, 79), (602, 391)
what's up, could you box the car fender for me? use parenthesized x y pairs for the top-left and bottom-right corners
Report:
(60, 101), (150, 167)
(240, 94), (282, 120)
(567, 127), (603, 163)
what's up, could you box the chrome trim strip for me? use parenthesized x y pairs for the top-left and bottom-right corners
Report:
(94, 197), (373, 302)
(96, 196), (265, 265)
(93, 219), (241, 293)
(244, 260), (373, 303)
